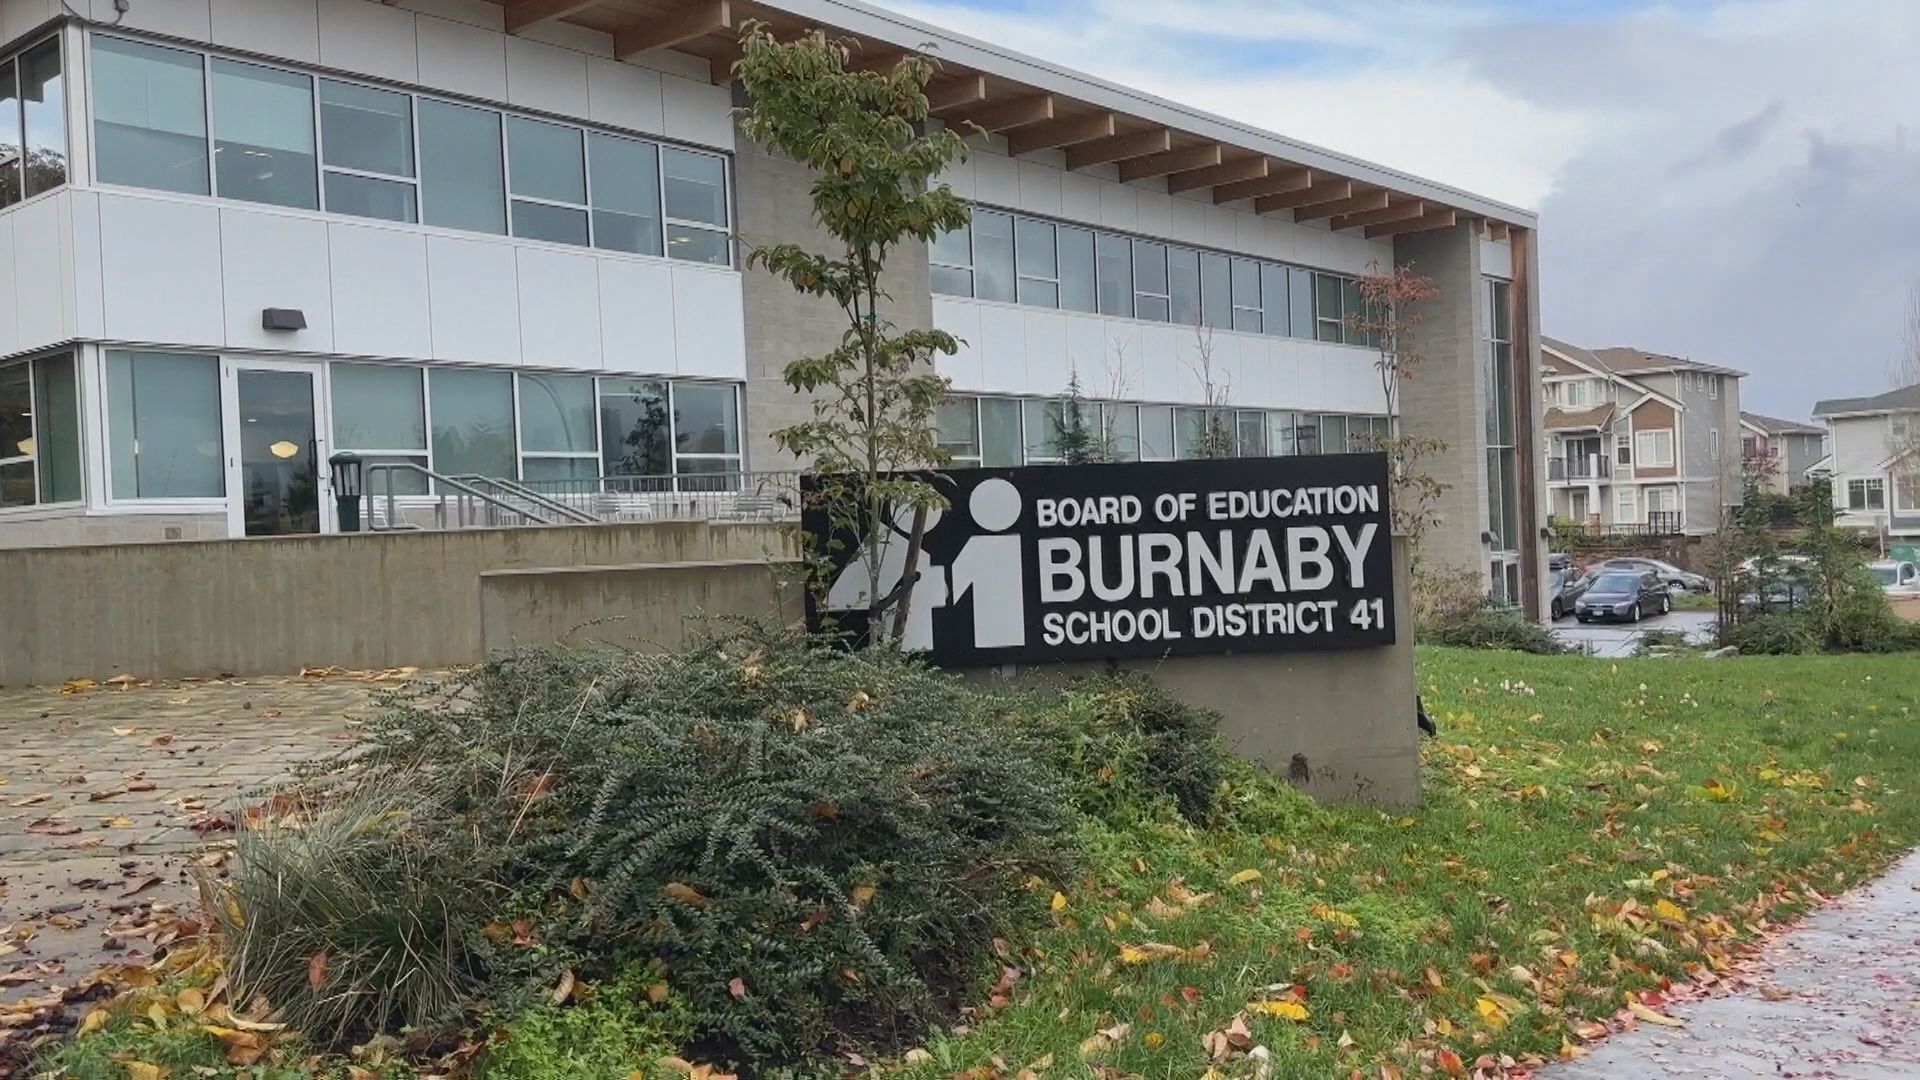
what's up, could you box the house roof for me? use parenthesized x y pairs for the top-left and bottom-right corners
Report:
(474, 0), (1535, 235)
(1740, 411), (1824, 436)
(1813, 384), (1920, 417)
(1544, 404), (1616, 432)
(1590, 347), (1746, 379)
(1541, 336), (1606, 377)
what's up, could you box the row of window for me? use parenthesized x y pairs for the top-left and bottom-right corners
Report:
(1846, 476), (1920, 513)
(0, 352), (82, 509)
(934, 393), (1391, 467)
(930, 207), (1381, 345)
(100, 351), (743, 502)
(1484, 279), (1519, 553)
(0, 34), (64, 209)
(89, 36), (732, 264)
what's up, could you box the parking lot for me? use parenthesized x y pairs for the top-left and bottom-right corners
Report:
(1551, 608), (1718, 657)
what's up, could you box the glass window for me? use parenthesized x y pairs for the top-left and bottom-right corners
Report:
(1235, 411), (1266, 457)
(1231, 258), (1262, 333)
(508, 116), (587, 246)
(1341, 277), (1367, 346)
(1095, 232), (1132, 317)
(1199, 252), (1231, 330)
(663, 148), (730, 265)
(672, 382), (739, 456)
(428, 367), (516, 480)
(1058, 226), (1095, 313)
(0, 362), (31, 507)
(210, 59), (316, 210)
(20, 37), (63, 198)
(588, 133), (662, 256)
(1174, 407), (1208, 459)
(105, 351), (223, 499)
(1168, 247), (1201, 327)
(420, 99), (505, 234)
(930, 222), (972, 297)
(1295, 414), (1321, 455)
(1103, 403), (1140, 462)
(936, 397), (981, 461)
(1023, 398), (1062, 462)
(1288, 266), (1314, 340)
(1259, 263), (1288, 337)
(1014, 216), (1058, 308)
(1849, 479), (1885, 511)
(1266, 411), (1298, 456)
(1133, 240), (1169, 322)
(319, 79), (416, 223)
(1315, 273), (1344, 342)
(93, 37), (208, 196)
(973, 210), (1015, 303)
(600, 379), (672, 476)
(31, 355), (81, 503)
(518, 373), (596, 454)
(1321, 413), (1351, 453)
(331, 363), (427, 494)
(1139, 405), (1173, 460)
(0, 60), (20, 208)
(980, 397), (1022, 466)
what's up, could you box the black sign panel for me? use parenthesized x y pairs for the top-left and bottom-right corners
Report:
(803, 454), (1396, 668)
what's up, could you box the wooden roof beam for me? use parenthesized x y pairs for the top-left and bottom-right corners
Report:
(1116, 142), (1220, 183)
(1292, 188), (1389, 223)
(1487, 220), (1512, 242)
(615, 0), (733, 61)
(953, 94), (1055, 133)
(504, 0), (600, 33)
(1007, 111), (1116, 156)
(926, 74), (988, 113)
(1329, 200), (1424, 231)
(1254, 178), (1349, 216)
(1214, 166), (1312, 205)
(1066, 127), (1171, 170)
(1167, 155), (1266, 195)
(1366, 208), (1458, 239)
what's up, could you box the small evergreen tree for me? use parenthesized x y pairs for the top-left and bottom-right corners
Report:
(1051, 369), (1109, 464)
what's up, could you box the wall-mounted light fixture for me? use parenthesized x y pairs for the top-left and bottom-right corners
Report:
(261, 308), (307, 332)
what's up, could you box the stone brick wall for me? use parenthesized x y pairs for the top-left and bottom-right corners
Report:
(0, 512), (229, 550)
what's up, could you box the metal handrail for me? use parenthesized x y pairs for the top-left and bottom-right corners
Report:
(363, 462), (558, 531)
(450, 474), (598, 525)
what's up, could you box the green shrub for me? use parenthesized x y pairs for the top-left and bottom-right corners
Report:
(1422, 603), (1565, 655)
(1721, 612), (1819, 655)
(1023, 675), (1227, 824)
(281, 625), (1075, 1072)
(475, 968), (690, 1080)
(1634, 628), (1690, 656)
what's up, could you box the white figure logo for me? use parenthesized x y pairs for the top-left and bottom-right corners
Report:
(948, 478), (1026, 649)
(823, 504), (947, 652)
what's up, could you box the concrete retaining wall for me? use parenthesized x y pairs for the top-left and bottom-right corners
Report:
(480, 560), (801, 654)
(0, 522), (796, 684)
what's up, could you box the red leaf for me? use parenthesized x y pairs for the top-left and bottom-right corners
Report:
(728, 977), (748, 999)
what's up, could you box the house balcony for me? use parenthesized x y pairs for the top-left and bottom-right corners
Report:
(1547, 454), (1612, 482)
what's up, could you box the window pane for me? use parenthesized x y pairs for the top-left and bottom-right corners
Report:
(1136, 295), (1170, 322)
(211, 59), (316, 209)
(507, 116), (584, 204)
(935, 397), (980, 459)
(1315, 273), (1343, 341)
(93, 37), (208, 195)
(331, 363), (425, 450)
(666, 224), (729, 265)
(1168, 247), (1201, 326)
(1018, 278), (1059, 308)
(1232, 258), (1262, 332)
(600, 379), (671, 476)
(1096, 232), (1132, 317)
(0, 364), (30, 507)
(930, 222), (971, 267)
(1260, 263), (1288, 336)
(32, 354), (81, 503)
(419, 99), (504, 234)
(20, 38), (63, 197)
(106, 351), (223, 499)
(324, 172), (416, 223)
(518, 373), (595, 454)
(662, 147), (727, 226)
(931, 266), (973, 297)
(319, 79), (412, 176)
(588, 133), (662, 256)
(1175, 407), (1205, 459)
(1322, 413), (1350, 452)
(512, 199), (589, 246)
(1139, 405), (1172, 460)
(973, 210), (1015, 302)
(0, 61), (19, 208)
(1200, 253), (1231, 330)
(1295, 415), (1321, 455)
(673, 383), (738, 455)
(1015, 218), (1057, 307)
(428, 367), (516, 479)
(1267, 411), (1297, 456)
(1023, 398), (1059, 461)
(1133, 240), (1167, 294)
(1341, 278), (1365, 345)
(0, 460), (28, 506)
(1236, 411), (1266, 456)
(980, 397), (1022, 467)
(1104, 403), (1139, 462)
(523, 456), (599, 482)
(1058, 226), (1095, 313)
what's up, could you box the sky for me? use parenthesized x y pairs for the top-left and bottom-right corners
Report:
(874, 0), (1920, 419)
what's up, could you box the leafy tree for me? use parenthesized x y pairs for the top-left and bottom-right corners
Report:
(735, 25), (971, 646)
(1348, 262), (1446, 569)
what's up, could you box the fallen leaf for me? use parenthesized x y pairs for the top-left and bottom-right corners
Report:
(1050, 891), (1069, 912)
(1627, 999), (1685, 1027)
(121, 875), (164, 899)
(25, 817), (81, 836)
(663, 882), (709, 907)
(551, 969), (576, 1005)
(307, 952), (329, 990)
(728, 977), (748, 999)
(1228, 869), (1264, 886)
(1251, 999), (1309, 1021)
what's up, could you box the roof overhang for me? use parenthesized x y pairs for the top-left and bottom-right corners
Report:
(488, 0), (1536, 238)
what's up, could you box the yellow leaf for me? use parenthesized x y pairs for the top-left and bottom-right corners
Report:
(1144, 1032), (1165, 1049)
(223, 894), (246, 928)
(145, 1002), (170, 1028)
(664, 882), (710, 907)
(176, 988), (206, 1015)
(1653, 899), (1687, 923)
(1476, 996), (1507, 1028)
(1627, 1000), (1685, 1027)
(1050, 891), (1069, 912)
(1251, 999), (1309, 1021)
(78, 1009), (110, 1036)
(125, 1063), (167, 1080)
(569, 877), (591, 901)
(1228, 868), (1263, 886)
(1118, 945), (1151, 965)
(850, 882), (878, 907)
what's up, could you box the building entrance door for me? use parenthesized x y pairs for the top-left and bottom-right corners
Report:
(222, 360), (333, 538)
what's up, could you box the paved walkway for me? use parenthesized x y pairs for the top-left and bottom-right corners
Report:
(1550, 849), (1920, 1079)
(0, 674), (380, 1020)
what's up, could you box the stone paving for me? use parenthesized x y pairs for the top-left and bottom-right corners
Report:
(0, 673), (383, 1016)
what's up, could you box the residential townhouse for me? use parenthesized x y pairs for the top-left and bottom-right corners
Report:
(1540, 337), (1743, 536)
(0, 0), (1548, 611)
(1738, 412), (1825, 496)
(1812, 384), (1920, 559)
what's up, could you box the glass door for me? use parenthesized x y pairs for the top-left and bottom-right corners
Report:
(222, 360), (330, 537)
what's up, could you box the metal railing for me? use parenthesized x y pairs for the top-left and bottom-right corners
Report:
(350, 466), (803, 531)
(450, 475), (600, 525)
(1547, 455), (1612, 481)
(363, 462), (561, 531)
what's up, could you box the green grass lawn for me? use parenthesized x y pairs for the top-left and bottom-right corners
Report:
(894, 648), (1920, 1079)
(1668, 591), (1719, 611)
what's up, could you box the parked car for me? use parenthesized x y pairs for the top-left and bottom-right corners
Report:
(1868, 559), (1920, 595)
(1735, 554), (1813, 610)
(1575, 570), (1671, 623)
(1598, 557), (1711, 594)
(1547, 568), (1589, 620)
(1548, 552), (1574, 573)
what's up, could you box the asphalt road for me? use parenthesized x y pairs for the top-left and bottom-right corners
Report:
(1550, 609), (1719, 658)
